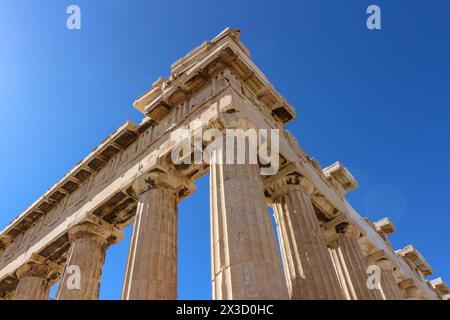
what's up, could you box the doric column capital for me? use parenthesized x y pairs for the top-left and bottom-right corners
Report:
(265, 163), (316, 200)
(129, 165), (195, 201)
(377, 258), (396, 272)
(68, 216), (123, 248)
(16, 264), (49, 280)
(265, 162), (341, 219)
(321, 213), (361, 244)
(336, 223), (361, 239)
(15, 255), (62, 282)
(366, 250), (401, 274)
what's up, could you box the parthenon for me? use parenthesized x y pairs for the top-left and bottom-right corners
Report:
(0, 28), (448, 300)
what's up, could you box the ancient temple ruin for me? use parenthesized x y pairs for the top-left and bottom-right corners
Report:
(0, 28), (447, 300)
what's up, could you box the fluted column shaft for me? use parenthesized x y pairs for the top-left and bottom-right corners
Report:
(210, 161), (288, 300)
(328, 225), (382, 300)
(122, 186), (178, 300)
(15, 278), (50, 300)
(57, 221), (122, 300)
(272, 186), (343, 300)
(378, 260), (403, 300)
(13, 263), (52, 300)
(58, 240), (104, 300)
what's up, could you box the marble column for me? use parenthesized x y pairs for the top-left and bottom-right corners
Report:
(14, 263), (53, 300)
(57, 220), (123, 300)
(328, 223), (382, 300)
(270, 177), (343, 300)
(210, 160), (288, 300)
(122, 171), (193, 300)
(378, 259), (403, 300)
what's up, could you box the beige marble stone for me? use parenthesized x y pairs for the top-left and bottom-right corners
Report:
(122, 170), (194, 300)
(122, 187), (177, 300)
(13, 263), (52, 300)
(374, 218), (396, 249)
(268, 175), (343, 300)
(430, 277), (450, 300)
(327, 223), (382, 300)
(378, 259), (403, 300)
(322, 161), (358, 197)
(210, 156), (288, 300)
(57, 220), (123, 300)
(1, 291), (14, 300)
(399, 278), (425, 300)
(0, 27), (444, 301)
(396, 245), (433, 277)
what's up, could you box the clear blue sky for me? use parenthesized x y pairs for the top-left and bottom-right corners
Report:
(0, 1), (449, 300)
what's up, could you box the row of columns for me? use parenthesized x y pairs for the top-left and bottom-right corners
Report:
(5, 160), (405, 300)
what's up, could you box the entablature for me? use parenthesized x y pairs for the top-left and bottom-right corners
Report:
(0, 122), (139, 252)
(396, 245), (433, 277)
(133, 28), (296, 126)
(374, 217), (396, 235)
(430, 277), (450, 298)
(322, 161), (358, 196)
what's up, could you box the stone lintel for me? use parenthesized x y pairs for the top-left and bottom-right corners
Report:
(396, 245), (433, 277)
(322, 161), (358, 196)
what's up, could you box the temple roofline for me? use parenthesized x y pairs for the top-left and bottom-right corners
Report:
(133, 27), (296, 125)
(396, 245), (433, 277)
